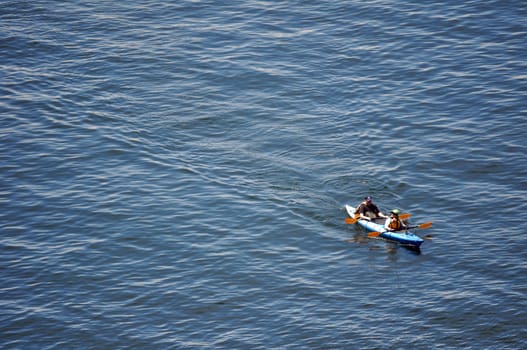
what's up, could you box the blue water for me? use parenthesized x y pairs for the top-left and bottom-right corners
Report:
(1, 1), (527, 349)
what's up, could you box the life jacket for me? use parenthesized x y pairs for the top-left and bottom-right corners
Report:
(388, 218), (402, 230)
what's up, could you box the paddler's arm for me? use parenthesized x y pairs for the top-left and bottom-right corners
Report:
(359, 213), (373, 221)
(358, 205), (373, 221)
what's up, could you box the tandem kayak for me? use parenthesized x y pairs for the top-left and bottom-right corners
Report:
(345, 204), (424, 248)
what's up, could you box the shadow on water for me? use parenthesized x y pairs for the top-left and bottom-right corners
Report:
(346, 234), (422, 255)
(376, 238), (422, 255)
(402, 244), (421, 255)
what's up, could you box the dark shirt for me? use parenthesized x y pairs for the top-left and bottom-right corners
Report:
(359, 203), (380, 216)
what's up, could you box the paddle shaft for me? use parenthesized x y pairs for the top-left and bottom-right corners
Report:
(367, 221), (433, 237)
(345, 212), (410, 224)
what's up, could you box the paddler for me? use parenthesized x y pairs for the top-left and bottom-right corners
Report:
(355, 196), (388, 223)
(384, 209), (408, 232)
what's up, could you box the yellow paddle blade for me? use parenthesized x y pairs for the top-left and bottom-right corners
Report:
(344, 213), (360, 224)
(418, 222), (433, 229)
(344, 217), (358, 224)
(367, 231), (382, 238)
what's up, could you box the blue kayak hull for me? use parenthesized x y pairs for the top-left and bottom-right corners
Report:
(357, 219), (424, 247)
(345, 205), (424, 247)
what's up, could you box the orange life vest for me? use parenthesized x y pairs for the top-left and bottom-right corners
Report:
(388, 218), (402, 230)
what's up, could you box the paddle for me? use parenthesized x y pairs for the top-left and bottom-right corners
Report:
(344, 215), (360, 224)
(367, 221), (433, 238)
(407, 222), (433, 230)
(344, 212), (410, 224)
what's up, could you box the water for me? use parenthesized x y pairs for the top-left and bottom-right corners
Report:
(1, 1), (526, 349)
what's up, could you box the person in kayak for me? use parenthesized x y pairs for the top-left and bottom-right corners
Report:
(384, 209), (408, 232)
(355, 196), (388, 222)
